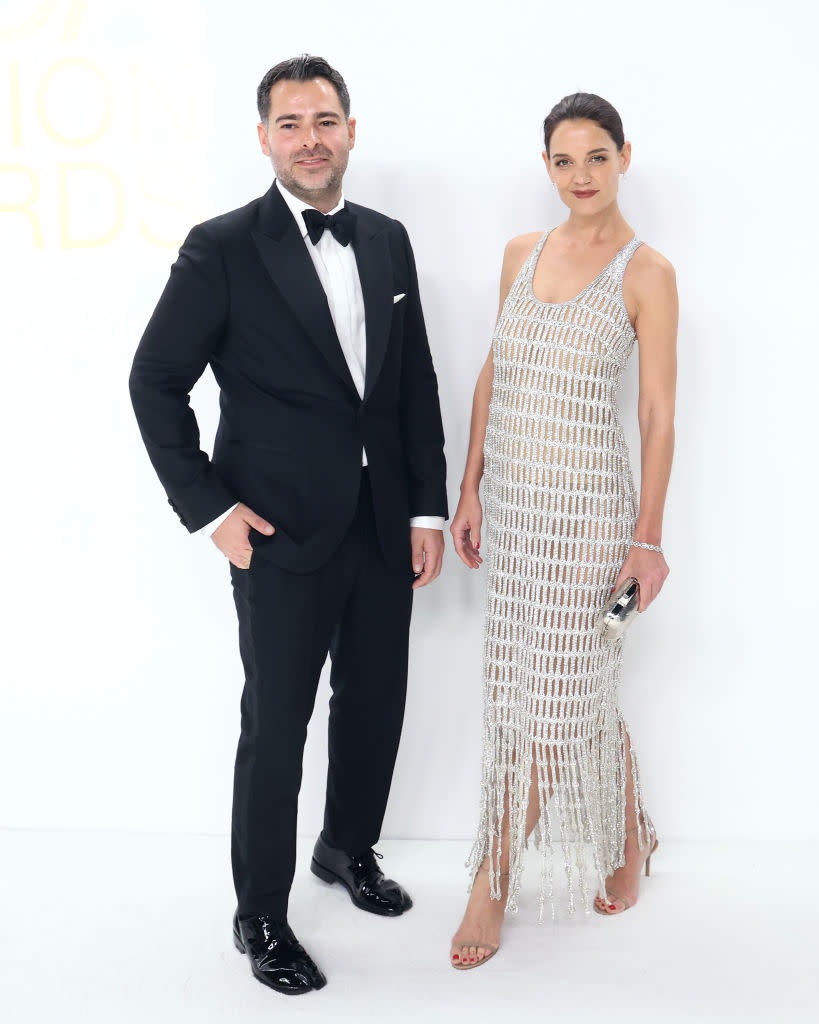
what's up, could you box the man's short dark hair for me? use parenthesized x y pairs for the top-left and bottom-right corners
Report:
(257, 55), (351, 123)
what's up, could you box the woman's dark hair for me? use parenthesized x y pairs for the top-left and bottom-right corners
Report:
(542, 93), (624, 156)
(257, 54), (350, 123)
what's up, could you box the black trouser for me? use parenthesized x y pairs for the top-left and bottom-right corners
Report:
(229, 470), (413, 921)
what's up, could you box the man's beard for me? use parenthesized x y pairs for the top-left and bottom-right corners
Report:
(276, 155), (346, 203)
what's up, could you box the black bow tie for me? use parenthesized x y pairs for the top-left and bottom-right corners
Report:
(302, 207), (356, 247)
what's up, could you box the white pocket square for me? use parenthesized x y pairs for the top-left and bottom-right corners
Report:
(393, 293), (406, 304)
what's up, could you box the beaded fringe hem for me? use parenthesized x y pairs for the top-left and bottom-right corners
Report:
(465, 708), (651, 920)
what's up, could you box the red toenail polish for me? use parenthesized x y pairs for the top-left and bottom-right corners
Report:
(608, 904), (616, 909)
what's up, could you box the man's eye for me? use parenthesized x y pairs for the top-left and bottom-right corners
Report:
(320, 120), (337, 127)
(555, 159), (569, 167)
(591, 155), (607, 162)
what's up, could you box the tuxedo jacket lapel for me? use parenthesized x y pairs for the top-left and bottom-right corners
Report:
(351, 206), (392, 401)
(252, 185), (359, 398)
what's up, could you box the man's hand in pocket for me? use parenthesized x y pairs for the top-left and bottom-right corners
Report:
(211, 504), (274, 569)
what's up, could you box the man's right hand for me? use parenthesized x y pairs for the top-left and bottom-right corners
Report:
(211, 503), (275, 568)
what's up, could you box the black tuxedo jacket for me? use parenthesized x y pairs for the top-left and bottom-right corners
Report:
(129, 183), (448, 573)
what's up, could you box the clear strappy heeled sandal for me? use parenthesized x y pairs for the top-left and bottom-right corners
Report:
(450, 866), (506, 970)
(594, 825), (659, 915)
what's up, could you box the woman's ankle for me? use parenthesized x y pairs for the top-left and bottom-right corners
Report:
(478, 864), (509, 877)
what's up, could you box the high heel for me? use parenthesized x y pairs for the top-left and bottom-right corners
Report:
(645, 837), (658, 878)
(450, 865), (506, 971)
(593, 826), (658, 916)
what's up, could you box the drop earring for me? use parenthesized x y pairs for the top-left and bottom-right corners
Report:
(551, 182), (558, 192)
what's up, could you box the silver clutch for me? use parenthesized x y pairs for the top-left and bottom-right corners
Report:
(596, 577), (640, 640)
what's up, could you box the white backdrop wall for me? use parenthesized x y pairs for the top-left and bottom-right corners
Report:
(1, 0), (815, 842)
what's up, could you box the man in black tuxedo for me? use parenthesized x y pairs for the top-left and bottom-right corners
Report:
(129, 55), (447, 996)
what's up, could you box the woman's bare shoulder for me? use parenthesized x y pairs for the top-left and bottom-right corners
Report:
(630, 241), (676, 285)
(503, 231), (543, 262)
(625, 242), (678, 327)
(500, 231), (542, 282)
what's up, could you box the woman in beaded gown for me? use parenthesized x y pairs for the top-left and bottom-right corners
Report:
(449, 93), (678, 969)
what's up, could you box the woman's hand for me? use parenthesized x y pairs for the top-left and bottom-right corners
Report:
(611, 546), (669, 611)
(450, 491), (484, 569)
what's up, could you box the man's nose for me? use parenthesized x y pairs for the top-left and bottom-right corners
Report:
(302, 125), (320, 146)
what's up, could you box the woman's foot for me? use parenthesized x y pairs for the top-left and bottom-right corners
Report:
(594, 826), (658, 915)
(450, 863), (507, 967)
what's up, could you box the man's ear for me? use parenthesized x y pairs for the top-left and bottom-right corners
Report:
(257, 122), (270, 156)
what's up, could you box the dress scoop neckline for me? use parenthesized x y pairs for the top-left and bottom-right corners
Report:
(527, 228), (638, 307)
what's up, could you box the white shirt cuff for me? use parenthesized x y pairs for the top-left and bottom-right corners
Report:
(410, 516), (445, 531)
(199, 503), (238, 538)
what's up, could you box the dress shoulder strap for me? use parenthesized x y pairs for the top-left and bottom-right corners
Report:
(523, 229), (553, 281)
(609, 237), (644, 286)
(505, 229), (552, 300)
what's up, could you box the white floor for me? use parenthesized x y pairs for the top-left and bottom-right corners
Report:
(1, 831), (816, 1023)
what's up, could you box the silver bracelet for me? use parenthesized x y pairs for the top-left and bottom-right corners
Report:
(631, 540), (663, 555)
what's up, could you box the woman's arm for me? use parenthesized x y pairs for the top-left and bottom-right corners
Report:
(451, 234), (538, 568)
(614, 248), (679, 609)
(459, 349), (493, 500)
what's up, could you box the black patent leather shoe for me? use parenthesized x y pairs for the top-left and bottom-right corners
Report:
(310, 835), (413, 916)
(232, 912), (326, 995)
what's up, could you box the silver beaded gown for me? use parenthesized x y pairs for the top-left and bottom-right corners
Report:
(467, 229), (652, 917)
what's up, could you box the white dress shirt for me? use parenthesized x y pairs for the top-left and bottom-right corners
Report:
(202, 179), (444, 537)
